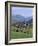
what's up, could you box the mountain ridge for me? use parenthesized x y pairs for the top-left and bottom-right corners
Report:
(11, 15), (33, 25)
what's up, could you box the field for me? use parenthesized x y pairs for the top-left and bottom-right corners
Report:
(10, 25), (33, 39)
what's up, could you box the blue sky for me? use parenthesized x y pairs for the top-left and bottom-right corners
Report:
(11, 7), (32, 18)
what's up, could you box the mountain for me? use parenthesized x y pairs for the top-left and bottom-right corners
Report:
(11, 15), (25, 24)
(11, 15), (33, 25)
(25, 16), (33, 21)
(26, 18), (33, 24)
(25, 16), (33, 24)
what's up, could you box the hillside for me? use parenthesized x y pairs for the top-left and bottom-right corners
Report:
(11, 15), (33, 25)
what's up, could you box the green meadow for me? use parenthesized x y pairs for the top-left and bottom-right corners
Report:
(10, 26), (33, 39)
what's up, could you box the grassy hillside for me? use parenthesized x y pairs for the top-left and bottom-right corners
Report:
(10, 26), (33, 39)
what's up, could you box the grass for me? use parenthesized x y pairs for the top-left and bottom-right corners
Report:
(10, 26), (33, 39)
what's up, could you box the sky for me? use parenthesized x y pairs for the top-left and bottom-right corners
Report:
(11, 7), (32, 18)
